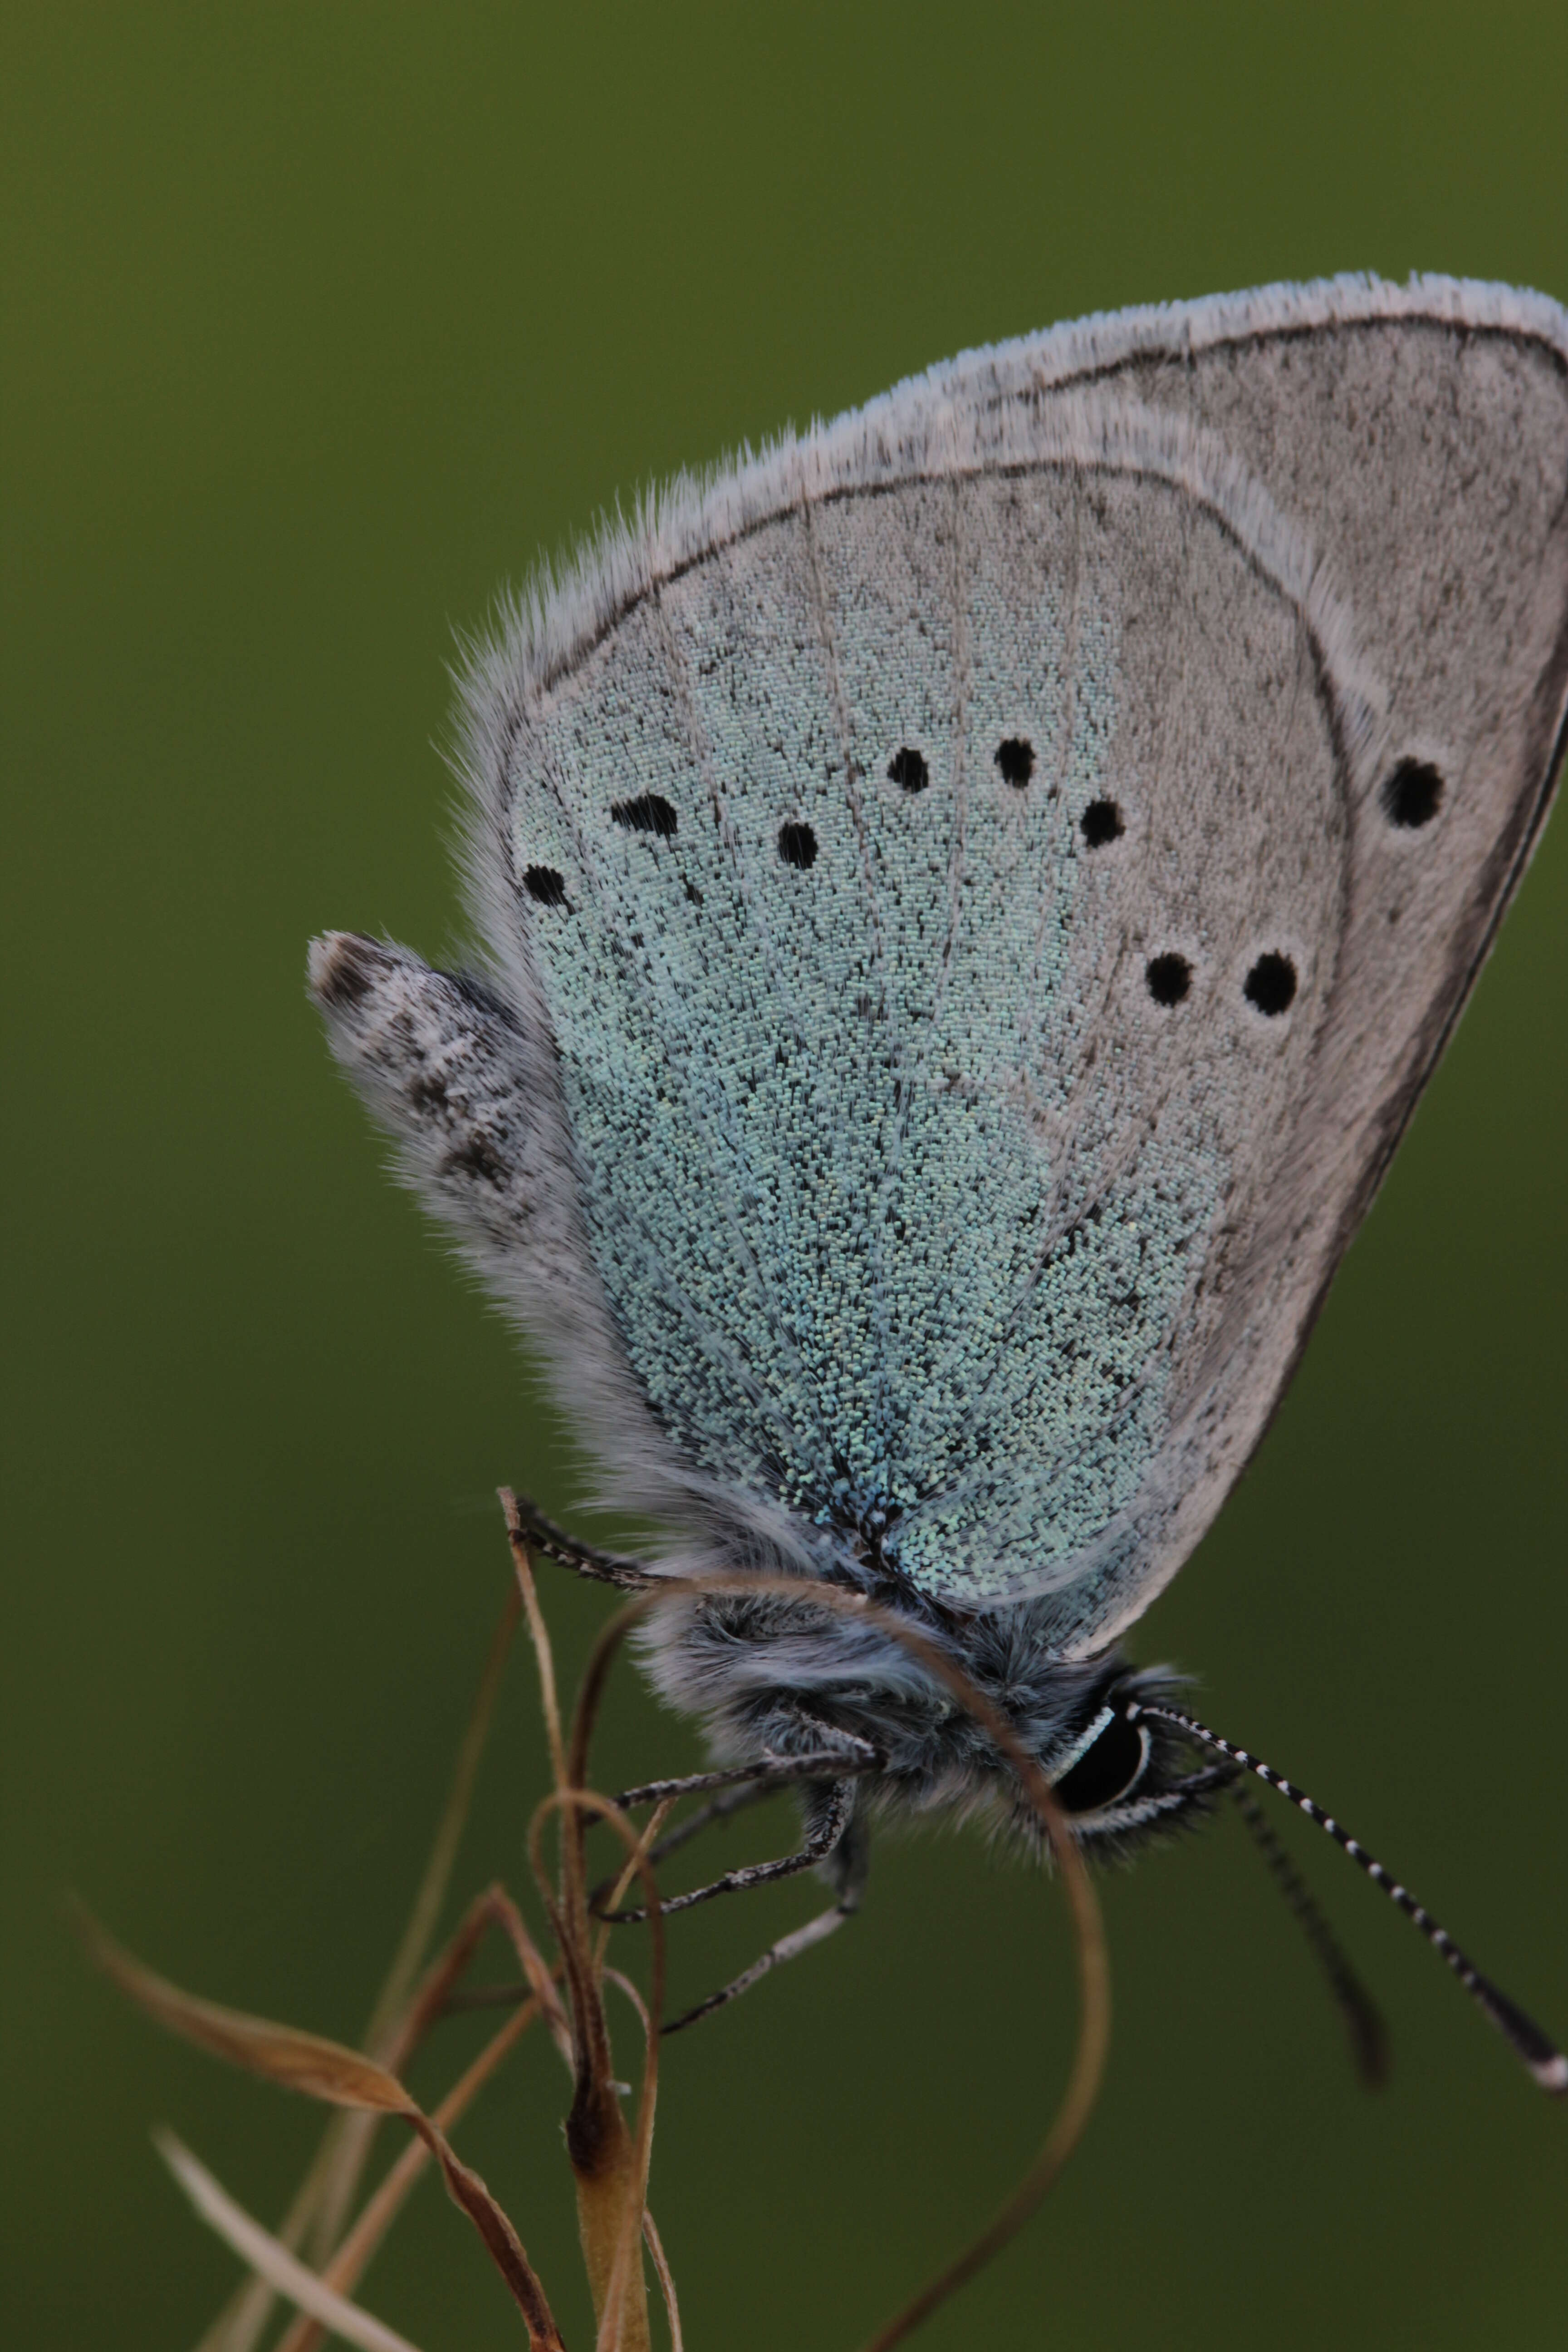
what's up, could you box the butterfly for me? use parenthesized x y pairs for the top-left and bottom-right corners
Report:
(311, 275), (1568, 2082)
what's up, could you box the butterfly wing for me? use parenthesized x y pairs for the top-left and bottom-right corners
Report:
(314, 279), (1568, 1652)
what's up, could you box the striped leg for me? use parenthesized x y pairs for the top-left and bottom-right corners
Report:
(663, 1809), (871, 2035)
(601, 1773), (861, 1924)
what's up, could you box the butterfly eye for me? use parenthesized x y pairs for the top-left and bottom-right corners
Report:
(1052, 1710), (1151, 1814)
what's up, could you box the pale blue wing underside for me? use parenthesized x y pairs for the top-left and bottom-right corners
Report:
(502, 457), (1344, 1611)
(320, 278), (1568, 1654)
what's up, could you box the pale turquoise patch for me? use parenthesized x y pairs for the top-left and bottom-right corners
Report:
(509, 485), (1227, 1602)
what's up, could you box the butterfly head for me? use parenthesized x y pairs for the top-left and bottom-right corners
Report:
(1034, 1663), (1234, 1854)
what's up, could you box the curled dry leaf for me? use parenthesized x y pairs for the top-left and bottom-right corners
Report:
(564, 1569), (1111, 2352)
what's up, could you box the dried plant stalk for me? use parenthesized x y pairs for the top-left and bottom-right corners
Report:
(564, 1566), (1112, 2352)
(83, 1913), (565, 2349)
(158, 2131), (430, 2352)
(192, 1578), (521, 2352)
(93, 1498), (1110, 2352)
(526, 1781), (666, 2351)
(508, 1491), (673, 2352)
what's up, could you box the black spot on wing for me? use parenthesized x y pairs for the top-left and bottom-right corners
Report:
(1244, 952), (1297, 1015)
(778, 821), (818, 868)
(1080, 798), (1124, 848)
(1145, 953), (1191, 1006)
(1380, 760), (1443, 829)
(611, 792), (679, 837)
(995, 737), (1035, 787)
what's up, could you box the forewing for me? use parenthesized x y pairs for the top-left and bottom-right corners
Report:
(485, 415), (1358, 1615)
(324, 280), (1568, 1644)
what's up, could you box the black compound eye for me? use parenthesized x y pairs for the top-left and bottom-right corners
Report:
(778, 820), (818, 868)
(887, 746), (929, 792)
(995, 736), (1034, 787)
(1052, 1711), (1149, 1815)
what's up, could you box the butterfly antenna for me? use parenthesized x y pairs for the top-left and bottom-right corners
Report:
(1132, 1702), (1567, 2095)
(1230, 1784), (1390, 2088)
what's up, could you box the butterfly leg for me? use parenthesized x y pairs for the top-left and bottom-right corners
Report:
(587, 1771), (798, 1919)
(613, 1730), (878, 1817)
(662, 1808), (870, 2035)
(502, 1488), (657, 1590)
(600, 1769), (863, 1924)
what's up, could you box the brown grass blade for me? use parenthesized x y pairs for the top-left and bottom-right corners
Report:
(641, 2205), (683, 2352)
(82, 1911), (412, 2112)
(88, 1911), (566, 2350)
(309, 1582), (524, 2263)
(371, 1581), (524, 2055)
(502, 1491), (567, 1789)
(527, 1785), (665, 2352)
(410, 2114), (565, 2349)
(566, 1571), (1112, 2352)
(191, 2127), (349, 2352)
(488, 1886), (575, 2063)
(155, 2131), (430, 2352)
(275, 1990), (545, 2352)
(191, 1583), (523, 2352)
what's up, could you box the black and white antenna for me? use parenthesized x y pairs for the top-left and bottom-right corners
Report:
(1230, 1784), (1390, 2089)
(1130, 1700), (1567, 2095)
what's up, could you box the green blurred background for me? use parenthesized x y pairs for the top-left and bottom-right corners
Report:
(4, 5), (1566, 2345)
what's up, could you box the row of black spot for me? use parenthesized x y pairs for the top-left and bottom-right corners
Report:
(893, 737), (1111, 820)
(527, 787), (1121, 892)
(592, 750), (1442, 868)
(1144, 949), (1298, 1017)
(774, 797), (1123, 867)
(524, 752), (1441, 1029)
(889, 740), (1445, 835)
(523, 837), (1299, 1018)
(890, 740), (1036, 789)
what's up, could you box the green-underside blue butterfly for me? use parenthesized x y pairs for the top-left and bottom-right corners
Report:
(312, 276), (1568, 2084)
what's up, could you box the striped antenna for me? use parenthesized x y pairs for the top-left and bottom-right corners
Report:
(1231, 1785), (1390, 2090)
(1131, 1701), (1567, 2096)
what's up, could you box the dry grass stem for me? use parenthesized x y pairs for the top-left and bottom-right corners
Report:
(85, 1912), (564, 2349)
(504, 1491), (568, 1788)
(640, 2205), (684, 2352)
(157, 2131), (430, 2352)
(101, 1500), (1112, 2352)
(274, 1989), (546, 2352)
(568, 1568), (1112, 2352)
(526, 1781), (667, 2352)
(193, 1580), (521, 2352)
